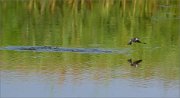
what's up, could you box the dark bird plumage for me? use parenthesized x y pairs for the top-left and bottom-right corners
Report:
(128, 38), (146, 45)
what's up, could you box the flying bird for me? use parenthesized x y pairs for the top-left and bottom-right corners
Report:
(128, 38), (146, 45)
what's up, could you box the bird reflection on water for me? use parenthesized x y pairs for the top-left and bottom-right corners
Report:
(128, 59), (142, 67)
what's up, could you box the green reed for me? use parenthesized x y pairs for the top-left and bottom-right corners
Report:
(0, 0), (179, 83)
(1, 0), (179, 17)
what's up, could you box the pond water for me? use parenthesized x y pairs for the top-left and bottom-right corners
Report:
(0, 0), (180, 97)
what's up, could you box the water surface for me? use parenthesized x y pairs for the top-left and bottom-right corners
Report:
(0, 0), (180, 97)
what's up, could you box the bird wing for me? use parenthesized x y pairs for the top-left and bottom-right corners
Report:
(133, 60), (142, 64)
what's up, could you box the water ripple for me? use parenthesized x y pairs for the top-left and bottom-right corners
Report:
(0, 46), (131, 54)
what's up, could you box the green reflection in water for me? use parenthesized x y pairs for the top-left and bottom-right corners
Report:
(0, 0), (179, 96)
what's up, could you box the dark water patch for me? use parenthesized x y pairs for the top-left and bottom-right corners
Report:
(0, 46), (130, 54)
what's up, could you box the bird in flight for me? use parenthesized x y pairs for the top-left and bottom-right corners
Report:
(128, 38), (146, 45)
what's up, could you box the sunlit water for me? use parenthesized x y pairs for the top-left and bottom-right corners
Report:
(0, 0), (180, 97)
(1, 45), (179, 97)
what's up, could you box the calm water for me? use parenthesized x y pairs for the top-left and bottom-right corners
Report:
(0, 0), (180, 97)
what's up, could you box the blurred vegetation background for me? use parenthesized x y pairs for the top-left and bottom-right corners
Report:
(0, 0), (179, 46)
(0, 0), (179, 84)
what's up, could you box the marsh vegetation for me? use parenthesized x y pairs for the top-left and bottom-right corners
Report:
(0, 0), (179, 97)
